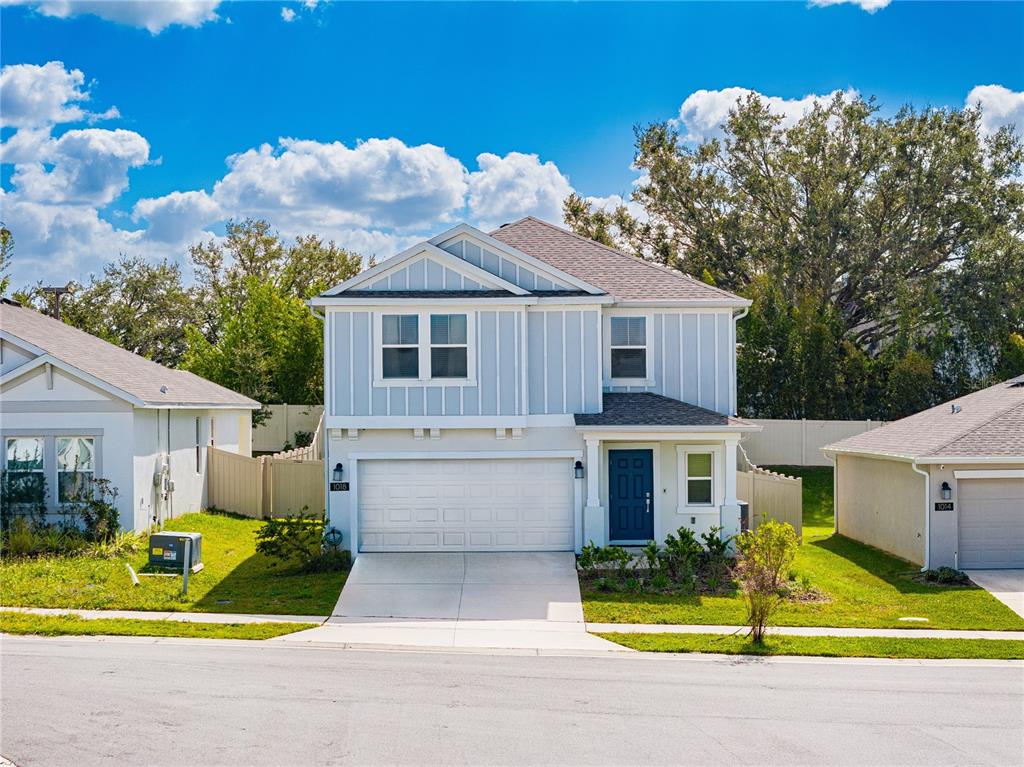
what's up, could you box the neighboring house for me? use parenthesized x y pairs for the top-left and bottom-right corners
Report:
(824, 375), (1024, 570)
(309, 216), (760, 556)
(0, 299), (259, 532)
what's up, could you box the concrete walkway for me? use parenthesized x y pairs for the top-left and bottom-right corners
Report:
(967, 569), (1024, 619)
(1, 606), (324, 624)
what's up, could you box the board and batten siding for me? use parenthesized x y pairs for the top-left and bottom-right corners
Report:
(526, 309), (602, 415)
(440, 238), (576, 292)
(329, 309), (523, 417)
(604, 311), (735, 416)
(351, 257), (486, 292)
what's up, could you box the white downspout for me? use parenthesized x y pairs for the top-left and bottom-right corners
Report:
(731, 307), (749, 416)
(910, 461), (930, 572)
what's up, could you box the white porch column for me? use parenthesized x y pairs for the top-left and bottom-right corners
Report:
(583, 438), (606, 547)
(720, 439), (741, 546)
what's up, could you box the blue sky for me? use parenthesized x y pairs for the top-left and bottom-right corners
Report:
(1, 1), (1022, 286)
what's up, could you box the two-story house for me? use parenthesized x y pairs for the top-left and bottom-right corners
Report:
(309, 217), (759, 556)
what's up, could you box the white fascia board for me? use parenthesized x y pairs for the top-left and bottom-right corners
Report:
(430, 224), (605, 296)
(311, 296), (538, 307)
(822, 446), (918, 463)
(326, 415), (531, 430)
(534, 296), (615, 306)
(135, 402), (261, 411)
(612, 298), (752, 309)
(317, 241), (529, 298)
(0, 330), (47, 358)
(0, 354), (146, 407)
(952, 468), (1024, 479)
(919, 455), (1024, 465)
(349, 450), (582, 460)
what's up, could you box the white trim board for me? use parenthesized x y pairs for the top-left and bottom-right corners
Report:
(952, 469), (1024, 479)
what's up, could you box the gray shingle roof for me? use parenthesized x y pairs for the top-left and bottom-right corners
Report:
(1, 301), (259, 409)
(575, 392), (755, 429)
(825, 375), (1024, 459)
(490, 217), (749, 304)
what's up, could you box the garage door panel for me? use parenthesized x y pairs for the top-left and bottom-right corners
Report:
(359, 458), (575, 552)
(958, 478), (1024, 569)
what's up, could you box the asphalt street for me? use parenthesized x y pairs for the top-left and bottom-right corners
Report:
(1, 636), (1022, 766)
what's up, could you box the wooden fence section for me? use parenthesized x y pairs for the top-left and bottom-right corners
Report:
(736, 466), (803, 539)
(208, 448), (264, 518)
(208, 446), (325, 520)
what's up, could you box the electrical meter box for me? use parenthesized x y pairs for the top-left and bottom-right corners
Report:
(149, 532), (203, 571)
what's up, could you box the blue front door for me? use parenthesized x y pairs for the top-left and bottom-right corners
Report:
(608, 449), (654, 542)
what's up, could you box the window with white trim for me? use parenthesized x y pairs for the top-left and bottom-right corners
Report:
(430, 314), (468, 378)
(610, 316), (647, 379)
(381, 314), (420, 378)
(685, 452), (714, 506)
(57, 437), (95, 503)
(4, 437), (46, 505)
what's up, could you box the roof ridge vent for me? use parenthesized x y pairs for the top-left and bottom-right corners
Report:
(951, 404), (962, 414)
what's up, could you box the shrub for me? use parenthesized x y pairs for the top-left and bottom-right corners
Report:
(293, 430), (314, 448)
(84, 530), (145, 559)
(255, 509), (349, 573)
(662, 527), (702, 583)
(735, 519), (799, 643)
(0, 469), (48, 528)
(70, 477), (121, 541)
(701, 526), (733, 560)
(577, 541), (602, 575)
(641, 539), (661, 574)
(924, 566), (970, 585)
(604, 545), (633, 581)
(650, 573), (670, 591)
(4, 517), (36, 557)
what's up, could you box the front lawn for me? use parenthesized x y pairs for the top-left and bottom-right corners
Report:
(583, 467), (1024, 631)
(598, 632), (1024, 660)
(0, 611), (315, 640)
(0, 512), (346, 616)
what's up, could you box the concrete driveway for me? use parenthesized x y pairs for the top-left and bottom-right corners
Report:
(277, 552), (620, 651)
(967, 569), (1024, 619)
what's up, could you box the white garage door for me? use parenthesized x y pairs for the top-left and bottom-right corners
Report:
(358, 458), (575, 552)
(958, 478), (1024, 569)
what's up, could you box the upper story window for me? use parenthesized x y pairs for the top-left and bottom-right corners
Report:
(382, 314), (420, 378)
(430, 314), (468, 378)
(610, 316), (647, 379)
(57, 437), (95, 503)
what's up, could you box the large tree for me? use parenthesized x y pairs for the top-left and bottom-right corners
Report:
(565, 93), (1024, 419)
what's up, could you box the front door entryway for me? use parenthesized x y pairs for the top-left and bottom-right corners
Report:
(608, 449), (654, 542)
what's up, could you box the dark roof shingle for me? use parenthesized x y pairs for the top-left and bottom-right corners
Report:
(490, 217), (748, 304)
(575, 392), (755, 428)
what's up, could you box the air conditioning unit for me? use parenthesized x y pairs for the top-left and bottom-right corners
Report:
(149, 532), (203, 572)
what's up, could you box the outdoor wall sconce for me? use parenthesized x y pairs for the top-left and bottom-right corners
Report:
(574, 460), (585, 479)
(333, 463), (344, 482)
(940, 481), (952, 500)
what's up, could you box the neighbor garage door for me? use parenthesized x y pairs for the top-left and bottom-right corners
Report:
(958, 478), (1024, 569)
(358, 458), (574, 552)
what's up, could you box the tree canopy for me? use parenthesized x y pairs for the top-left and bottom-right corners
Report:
(565, 93), (1024, 419)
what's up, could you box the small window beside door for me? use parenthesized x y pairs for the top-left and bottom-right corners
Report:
(686, 452), (714, 506)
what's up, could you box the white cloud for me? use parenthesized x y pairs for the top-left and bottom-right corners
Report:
(467, 151), (573, 231)
(808, 0), (891, 12)
(3, 0), (222, 33)
(585, 193), (648, 223)
(674, 86), (858, 142)
(0, 61), (118, 129)
(280, 6), (295, 22)
(966, 84), (1024, 138)
(211, 137), (468, 231)
(132, 190), (221, 243)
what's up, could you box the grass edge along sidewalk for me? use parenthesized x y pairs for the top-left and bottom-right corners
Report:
(598, 632), (1024, 660)
(0, 611), (316, 640)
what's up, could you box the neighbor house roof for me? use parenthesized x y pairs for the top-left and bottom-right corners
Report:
(490, 217), (749, 305)
(824, 375), (1024, 461)
(0, 300), (259, 409)
(574, 392), (757, 430)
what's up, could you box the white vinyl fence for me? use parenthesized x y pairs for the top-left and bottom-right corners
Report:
(252, 404), (324, 453)
(741, 419), (886, 466)
(736, 466), (803, 539)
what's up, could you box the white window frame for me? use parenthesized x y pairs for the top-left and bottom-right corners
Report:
(373, 310), (477, 386)
(676, 444), (724, 511)
(3, 436), (46, 507)
(429, 313), (470, 380)
(604, 311), (653, 386)
(379, 313), (421, 381)
(56, 436), (96, 505)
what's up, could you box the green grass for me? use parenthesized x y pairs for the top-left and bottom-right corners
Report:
(583, 467), (1024, 631)
(0, 512), (346, 616)
(598, 632), (1024, 660)
(0, 611), (315, 640)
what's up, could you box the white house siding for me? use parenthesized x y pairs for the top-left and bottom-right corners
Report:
(0, 338), (37, 376)
(328, 308), (525, 418)
(1, 366), (136, 530)
(604, 311), (735, 416)
(526, 309), (602, 415)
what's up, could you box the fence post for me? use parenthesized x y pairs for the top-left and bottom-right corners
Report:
(800, 418), (807, 466)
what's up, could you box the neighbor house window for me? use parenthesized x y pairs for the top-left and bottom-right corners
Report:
(685, 452), (714, 506)
(610, 316), (647, 379)
(430, 314), (468, 378)
(382, 314), (419, 378)
(4, 437), (46, 505)
(57, 437), (94, 503)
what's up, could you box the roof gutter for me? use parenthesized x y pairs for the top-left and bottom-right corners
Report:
(910, 461), (930, 572)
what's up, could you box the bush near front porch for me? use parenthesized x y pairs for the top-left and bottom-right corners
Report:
(581, 467), (1024, 631)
